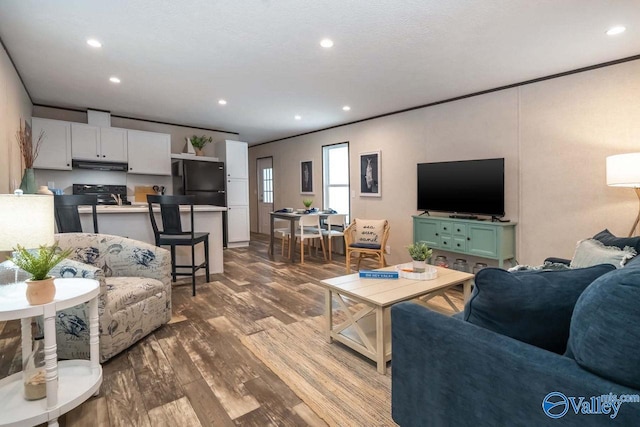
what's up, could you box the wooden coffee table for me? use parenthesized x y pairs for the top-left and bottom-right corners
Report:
(319, 265), (474, 374)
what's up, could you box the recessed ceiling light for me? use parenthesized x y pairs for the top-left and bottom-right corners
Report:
(109, 76), (121, 83)
(87, 39), (102, 48)
(606, 26), (626, 36)
(218, 99), (227, 105)
(342, 105), (351, 111)
(294, 115), (302, 120)
(320, 38), (334, 48)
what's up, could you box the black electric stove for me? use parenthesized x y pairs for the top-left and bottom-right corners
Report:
(73, 184), (130, 205)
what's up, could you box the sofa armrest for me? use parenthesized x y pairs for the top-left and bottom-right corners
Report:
(544, 257), (571, 265)
(391, 302), (640, 427)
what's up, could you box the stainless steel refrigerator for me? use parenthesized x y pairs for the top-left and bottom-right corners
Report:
(172, 158), (227, 243)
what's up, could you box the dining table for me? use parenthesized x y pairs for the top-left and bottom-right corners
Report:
(269, 211), (331, 262)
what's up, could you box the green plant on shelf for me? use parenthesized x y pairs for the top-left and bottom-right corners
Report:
(302, 198), (313, 208)
(190, 135), (213, 149)
(407, 241), (433, 261)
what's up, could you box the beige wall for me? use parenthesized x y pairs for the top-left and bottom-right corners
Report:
(0, 43), (32, 193)
(32, 105), (238, 156)
(249, 59), (640, 266)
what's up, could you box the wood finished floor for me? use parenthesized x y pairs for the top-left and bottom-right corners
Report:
(0, 233), (463, 426)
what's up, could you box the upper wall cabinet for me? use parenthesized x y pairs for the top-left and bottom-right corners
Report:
(216, 140), (248, 179)
(32, 118), (72, 170)
(127, 130), (171, 175)
(71, 123), (127, 162)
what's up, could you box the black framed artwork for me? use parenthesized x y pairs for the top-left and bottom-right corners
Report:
(359, 151), (381, 197)
(300, 160), (313, 194)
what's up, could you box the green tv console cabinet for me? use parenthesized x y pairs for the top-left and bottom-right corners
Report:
(412, 215), (517, 268)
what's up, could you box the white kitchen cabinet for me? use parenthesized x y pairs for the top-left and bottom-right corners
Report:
(227, 205), (250, 243)
(127, 130), (171, 175)
(72, 123), (127, 162)
(226, 179), (249, 205)
(215, 139), (249, 246)
(32, 118), (72, 170)
(99, 127), (127, 161)
(216, 140), (248, 179)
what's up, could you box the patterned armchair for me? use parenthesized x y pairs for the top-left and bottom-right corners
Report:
(2, 233), (171, 362)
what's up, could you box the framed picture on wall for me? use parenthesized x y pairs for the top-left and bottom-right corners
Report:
(300, 160), (313, 194)
(360, 150), (381, 197)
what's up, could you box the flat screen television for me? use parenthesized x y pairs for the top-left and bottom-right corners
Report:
(417, 158), (505, 218)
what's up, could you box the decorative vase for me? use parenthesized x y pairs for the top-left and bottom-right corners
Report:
(412, 260), (427, 273)
(19, 168), (37, 194)
(195, 148), (205, 156)
(36, 186), (53, 195)
(25, 277), (56, 305)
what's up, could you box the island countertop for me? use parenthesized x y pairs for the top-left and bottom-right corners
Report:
(75, 204), (226, 274)
(78, 204), (227, 214)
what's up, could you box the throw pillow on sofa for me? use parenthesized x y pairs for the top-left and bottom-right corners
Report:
(569, 238), (636, 269)
(567, 268), (640, 389)
(463, 264), (615, 354)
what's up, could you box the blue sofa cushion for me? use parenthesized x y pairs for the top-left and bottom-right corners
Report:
(567, 268), (640, 389)
(593, 228), (640, 253)
(464, 264), (615, 354)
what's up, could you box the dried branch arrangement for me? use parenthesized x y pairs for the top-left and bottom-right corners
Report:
(16, 120), (45, 168)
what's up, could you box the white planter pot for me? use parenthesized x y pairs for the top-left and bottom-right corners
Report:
(412, 260), (427, 273)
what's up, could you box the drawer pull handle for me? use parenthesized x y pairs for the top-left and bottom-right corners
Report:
(457, 243), (460, 247)
(467, 237), (471, 241)
(457, 229), (461, 232)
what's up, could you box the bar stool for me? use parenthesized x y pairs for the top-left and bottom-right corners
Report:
(54, 195), (99, 233)
(147, 195), (210, 296)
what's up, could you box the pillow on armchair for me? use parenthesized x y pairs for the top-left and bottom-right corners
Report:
(351, 218), (386, 249)
(463, 264), (615, 354)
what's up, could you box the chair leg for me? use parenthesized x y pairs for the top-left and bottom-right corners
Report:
(300, 238), (305, 265)
(357, 253), (364, 270)
(170, 246), (177, 282)
(191, 244), (196, 296)
(328, 236), (333, 261)
(346, 249), (351, 273)
(319, 236), (327, 261)
(204, 239), (210, 284)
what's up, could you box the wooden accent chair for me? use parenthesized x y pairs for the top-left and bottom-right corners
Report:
(344, 219), (390, 272)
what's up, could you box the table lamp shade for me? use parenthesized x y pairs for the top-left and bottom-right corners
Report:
(0, 194), (55, 251)
(606, 153), (640, 187)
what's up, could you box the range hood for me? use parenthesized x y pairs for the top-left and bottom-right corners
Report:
(72, 159), (128, 172)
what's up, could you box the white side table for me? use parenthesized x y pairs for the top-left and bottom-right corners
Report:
(0, 278), (101, 427)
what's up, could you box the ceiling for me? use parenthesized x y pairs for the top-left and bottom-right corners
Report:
(1, 1), (639, 145)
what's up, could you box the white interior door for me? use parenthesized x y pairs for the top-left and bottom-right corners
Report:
(257, 157), (274, 234)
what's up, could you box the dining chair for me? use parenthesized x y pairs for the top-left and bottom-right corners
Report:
(147, 194), (210, 296)
(344, 218), (390, 272)
(294, 215), (326, 264)
(54, 194), (99, 233)
(273, 219), (291, 258)
(321, 214), (348, 261)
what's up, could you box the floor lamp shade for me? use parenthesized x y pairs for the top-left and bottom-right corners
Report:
(606, 153), (640, 187)
(0, 194), (55, 251)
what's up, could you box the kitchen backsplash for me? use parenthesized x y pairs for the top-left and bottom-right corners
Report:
(35, 169), (172, 201)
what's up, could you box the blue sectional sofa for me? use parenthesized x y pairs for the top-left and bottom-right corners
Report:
(391, 262), (640, 426)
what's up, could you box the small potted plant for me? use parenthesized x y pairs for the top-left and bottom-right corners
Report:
(189, 135), (213, 156)
(407, 241), (433, 273)
(9, 243), (72, 305)
(302, 198), (313, 209)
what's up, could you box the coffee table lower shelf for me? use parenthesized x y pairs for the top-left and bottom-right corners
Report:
(330, 311), (392, 365)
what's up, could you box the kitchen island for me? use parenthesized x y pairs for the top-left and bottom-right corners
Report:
(77, 204), (227, 274)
